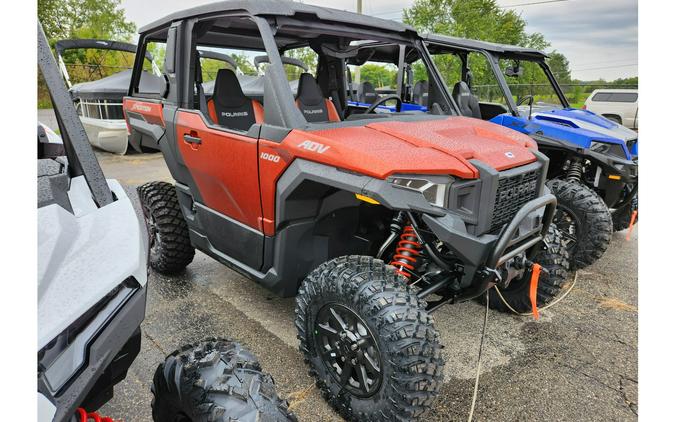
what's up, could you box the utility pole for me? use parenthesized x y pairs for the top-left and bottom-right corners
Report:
(354, 0), (362, 85)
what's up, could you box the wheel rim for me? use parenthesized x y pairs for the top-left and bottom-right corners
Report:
(313, 304), (382, 398)
(142, 204), (160, 259)
(553, 204), (579, 253)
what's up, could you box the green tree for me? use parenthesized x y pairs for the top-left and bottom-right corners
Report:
(38, 0), (136, 107)
(547, 51), (571, 84)
(38, 0), (135, 42)
(404, 0), (538, 46)
(284, 47), (318, 81)
(360, 64), (397, 88)
(404, 0), (569, 104)
(231, 54), (257, 76)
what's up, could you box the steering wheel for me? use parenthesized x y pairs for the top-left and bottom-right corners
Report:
(364, 94), (403, 114)
(517, 95), (535, 119)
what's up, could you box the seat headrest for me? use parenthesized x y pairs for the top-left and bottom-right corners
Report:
(452, 81), (472, 99)
(213, 69), (247, 108)
(296, 73), (324, 107)
(413, 80), (429, 106)
(452, 81), (482, 119)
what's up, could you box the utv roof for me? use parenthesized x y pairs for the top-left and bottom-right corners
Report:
(424, 33), (548, 60)
(139, 0), (414, 34)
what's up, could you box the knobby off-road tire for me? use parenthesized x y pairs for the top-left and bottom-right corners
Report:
(486, 224), (570, 313)
(138, 181), (194, 274)
(613, 193), (638, 232)
(151, 338), (295, 422)
(547, 179), (612, 269)
(295, 256), (444, 421)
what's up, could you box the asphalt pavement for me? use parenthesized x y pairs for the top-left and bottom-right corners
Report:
(97, 150), (638, 421)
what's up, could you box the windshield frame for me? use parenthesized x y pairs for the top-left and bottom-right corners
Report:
(426, 39), (570, 117)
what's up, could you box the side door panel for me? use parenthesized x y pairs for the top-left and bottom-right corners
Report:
(175, 111), (262, 229)
(174, 110), (265, 269)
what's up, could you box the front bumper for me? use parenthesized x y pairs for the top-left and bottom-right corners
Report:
(421, 192), (557, 309)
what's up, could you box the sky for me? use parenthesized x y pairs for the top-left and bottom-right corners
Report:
(119, 0), (638, 81)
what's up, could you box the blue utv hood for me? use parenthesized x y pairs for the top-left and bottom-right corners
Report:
(491, 107), (638, 159)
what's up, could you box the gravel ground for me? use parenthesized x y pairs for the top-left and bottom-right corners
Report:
(95, 150), (638, 421)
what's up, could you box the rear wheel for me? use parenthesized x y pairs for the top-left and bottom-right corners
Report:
(604, 115), (622, 125)
(151, 338), (295, 422)
(138, 181), (195, 274)
(295, 256), (444, 421)
(486, 224), (570, 313)
(547, 179), (612, 269)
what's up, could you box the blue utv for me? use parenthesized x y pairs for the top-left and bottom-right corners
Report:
(423, 34), (638, 269)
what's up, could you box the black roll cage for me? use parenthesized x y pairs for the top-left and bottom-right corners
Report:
(38, 23), (114, 208)
(425, 39), (570, 116)
(129, 13), (461, 130)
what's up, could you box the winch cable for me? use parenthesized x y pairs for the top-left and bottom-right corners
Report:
(467, 271), (579, 421)
(467, 289), (490, 422)
(493, 270), (579, 317)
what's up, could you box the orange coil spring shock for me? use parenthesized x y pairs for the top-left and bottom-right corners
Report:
(390, 225), (423, 278)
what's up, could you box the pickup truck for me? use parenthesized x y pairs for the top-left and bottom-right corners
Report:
(584, 89), (638, 130)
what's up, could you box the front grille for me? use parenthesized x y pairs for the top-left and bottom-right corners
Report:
(489, 168), (541, 233)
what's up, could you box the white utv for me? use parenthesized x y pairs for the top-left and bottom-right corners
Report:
(37, 22), (148, 421)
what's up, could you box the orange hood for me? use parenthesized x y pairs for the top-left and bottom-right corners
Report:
(281, 117), (538, 180)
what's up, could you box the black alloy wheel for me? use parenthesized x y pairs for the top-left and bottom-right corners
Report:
(314, 303), (382, 398)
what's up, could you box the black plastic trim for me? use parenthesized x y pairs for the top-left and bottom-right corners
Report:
(37, 282), (146, 421)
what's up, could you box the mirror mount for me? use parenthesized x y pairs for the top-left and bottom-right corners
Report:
(505, 61), (523, 77)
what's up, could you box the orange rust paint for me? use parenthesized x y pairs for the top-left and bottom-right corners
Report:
(530, 263), (542, 320)
(626, 210), (638, 241)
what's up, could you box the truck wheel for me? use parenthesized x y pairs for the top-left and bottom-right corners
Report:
(613, 193), (638, 232)
(295, 256), (444, 421)
(151, 338), (295, 422)
(486, 224), (570, 313)
(547, 179), (612, 269)
(138, 181), (194, 274)
(604, 115), (622, 125)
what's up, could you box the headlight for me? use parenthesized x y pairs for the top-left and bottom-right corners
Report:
(390, 176), (453, 207)
(590, 141), (627, 159)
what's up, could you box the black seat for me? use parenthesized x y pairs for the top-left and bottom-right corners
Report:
(452, 81), (482, 119)
(207, 69), (263, 131)
(295, 73), (340, 123)
(413, 80), (429, 107)
(360, 81), (379, 104)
